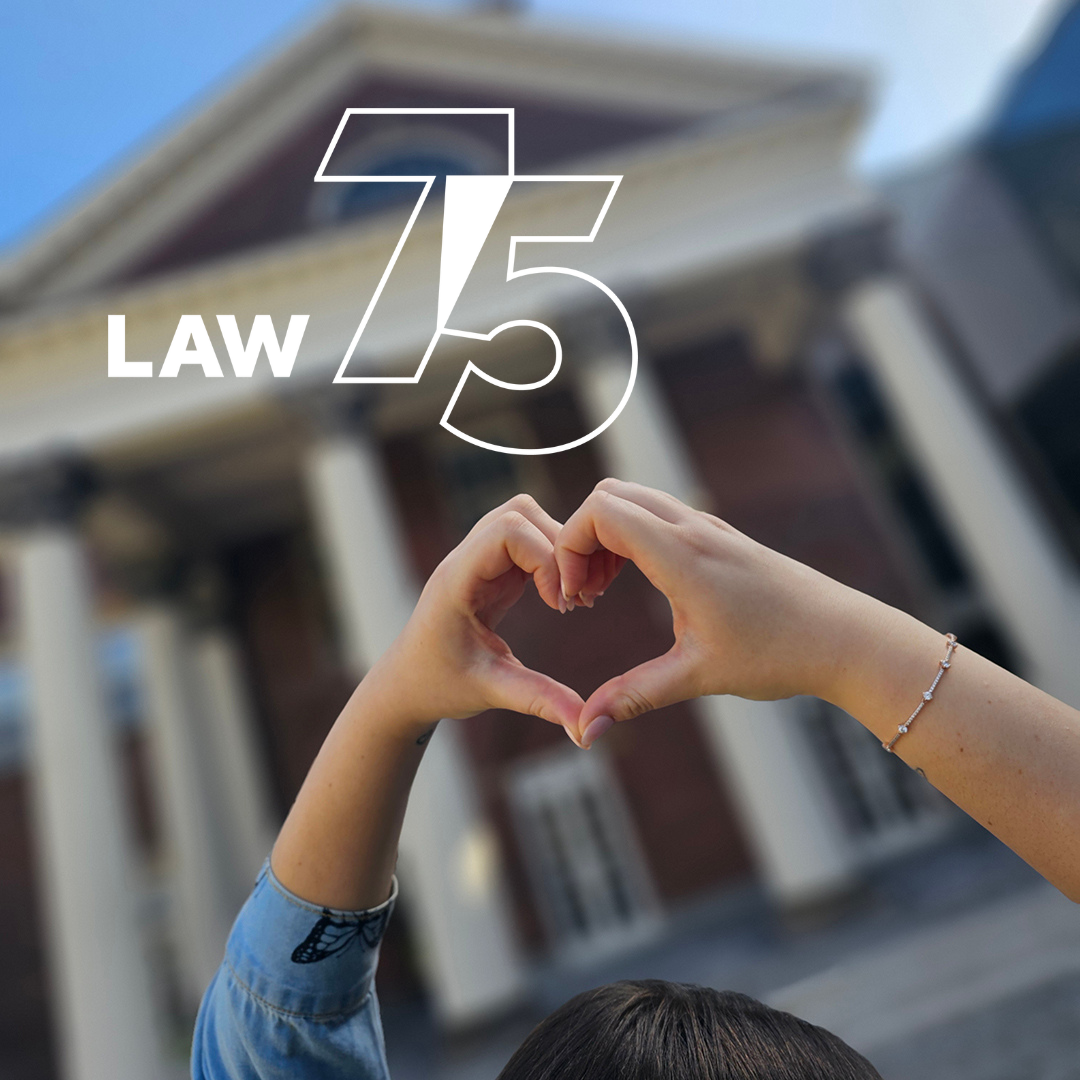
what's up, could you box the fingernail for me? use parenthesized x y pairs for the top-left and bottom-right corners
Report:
(582, 715), (614, 748)
(564, 724), (583, 748)
(567, 597), (575, 612)
(558, 593), (567, 614)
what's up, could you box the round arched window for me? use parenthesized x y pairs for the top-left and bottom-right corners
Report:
(309, 126), (506, 226)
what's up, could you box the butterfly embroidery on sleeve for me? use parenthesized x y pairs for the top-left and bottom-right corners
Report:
(291, 905), (391, 964)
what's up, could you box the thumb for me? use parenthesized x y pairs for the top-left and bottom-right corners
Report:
(484, 657), (587, 745)
(577, 646), (696, 747)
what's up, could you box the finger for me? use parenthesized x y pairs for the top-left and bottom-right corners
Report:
(604, 549), (629, 591)
(485, 658), (587, 743)
(577, 646), (697, 746)
(513, 495), (563, 547)
(593, 478), (695, 525)
(584, 547), (628, 604)
(556, 489), (680, 600)
(469, 511), (563, 611)
(578, 547), (622, 606)
(473, 493), (562, 546)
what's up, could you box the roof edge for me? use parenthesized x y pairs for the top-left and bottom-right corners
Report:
(0, 2), (871, 306)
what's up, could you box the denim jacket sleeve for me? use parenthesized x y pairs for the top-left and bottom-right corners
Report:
(191, 861), (397, 1080)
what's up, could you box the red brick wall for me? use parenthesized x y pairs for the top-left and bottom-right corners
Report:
(656, 332), (923, 612)
(226, 532), (354, 812)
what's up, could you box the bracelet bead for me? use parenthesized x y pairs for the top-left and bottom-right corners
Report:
(883, 633), (958, 754)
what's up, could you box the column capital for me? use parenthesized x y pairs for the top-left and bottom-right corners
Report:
(803, 215), (895, 297)
(0, 453), (99, 529)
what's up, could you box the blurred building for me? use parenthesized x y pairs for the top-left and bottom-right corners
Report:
(886, 0), (1080, 582)
(0, 4), (1076, 1078)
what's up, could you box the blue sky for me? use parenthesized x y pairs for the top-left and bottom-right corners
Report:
(0, 0), (1065, 254)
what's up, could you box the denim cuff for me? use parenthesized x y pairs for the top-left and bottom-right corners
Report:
(224, 860), (397, 1020)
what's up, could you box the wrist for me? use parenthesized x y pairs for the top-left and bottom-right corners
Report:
(818, 592), (943, 726)
(801, 585), (902, 707)
(348, 654), (444, 744)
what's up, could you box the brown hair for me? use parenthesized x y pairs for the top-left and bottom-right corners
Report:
(497, 980), (881, 1080)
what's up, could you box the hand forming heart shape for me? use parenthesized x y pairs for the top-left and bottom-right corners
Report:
(377, 478), (858, 750)
(558, 478), (866, 741)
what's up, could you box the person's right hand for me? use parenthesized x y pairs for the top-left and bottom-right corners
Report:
(555, 479), (883, 746)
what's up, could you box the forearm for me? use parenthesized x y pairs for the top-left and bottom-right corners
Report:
(823, 593), (1080, 900)
(270, 663), (437, 911)
(269, 495), (583, 911)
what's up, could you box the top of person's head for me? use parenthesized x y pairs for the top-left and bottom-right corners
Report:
(496, 980), (881, 1080)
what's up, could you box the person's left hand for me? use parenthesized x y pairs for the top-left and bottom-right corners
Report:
(370, 493), (586, 743)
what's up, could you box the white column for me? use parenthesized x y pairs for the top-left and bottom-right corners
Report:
(304, 432), (525, 1025)
(580, 351), (857, 906)
(16, 530), (162, 1080)
(138, 606), (233, 1008)
(580, 355), (710, 510)
(844, 278), (1080, 708)
(190, 628), (277, 893)
(697, 696), (855, 903)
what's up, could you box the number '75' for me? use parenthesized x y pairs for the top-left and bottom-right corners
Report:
(317, 108), (637, 456)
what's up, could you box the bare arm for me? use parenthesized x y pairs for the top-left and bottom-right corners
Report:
(271, 495), (583, 911)
(269, 678), (428, 912)
(830, 603), (1080, 899)
(556, 479), (1080, 901)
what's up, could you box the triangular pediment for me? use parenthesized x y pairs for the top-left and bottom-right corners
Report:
(0, 4), (865, 309)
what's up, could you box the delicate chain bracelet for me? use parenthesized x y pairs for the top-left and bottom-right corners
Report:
(883, 633), (958, 753)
